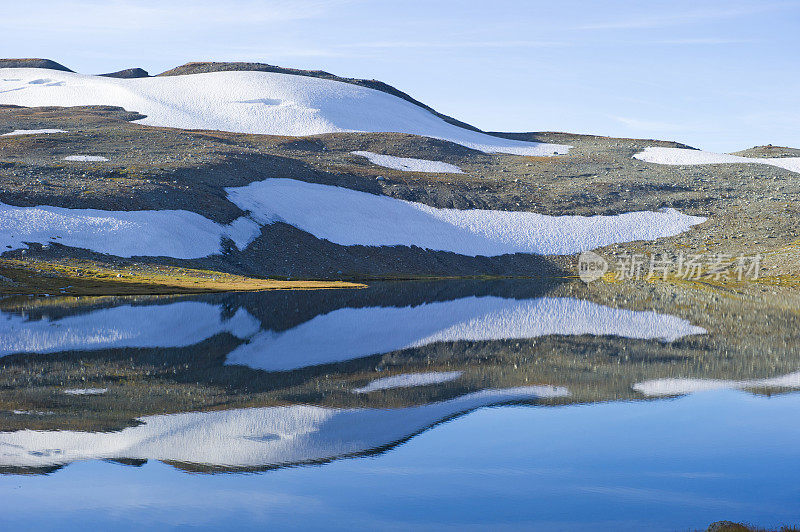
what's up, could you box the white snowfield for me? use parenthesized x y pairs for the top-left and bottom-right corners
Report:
(633, 371), (800, 397)
(0, 68), (570, 156)
(352, 371), (464, 393)
(1, 128), (66, 136)
(63, 388), (107, 396)
(634, 147), (800, 175)
(0, 302), (260, 356)
(63, 155), (108, 162)
(351, 151), (464, 173)
(226, 296), (706, 372)
(0, 387), (567, 470)
(0, 177), (703, 259)
(227, 178), (706, 256)
(0, 202), (260, 258)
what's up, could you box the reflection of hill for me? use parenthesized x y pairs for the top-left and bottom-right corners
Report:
(0, 279), (561, 332)
(0, 279), (798, 473)
(0, 387), (565, 473)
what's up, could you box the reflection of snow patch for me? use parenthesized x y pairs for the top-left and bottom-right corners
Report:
(63, 155), (108, 162)
(352, 151), (464, 173)
(353, 371), (463, 393)
(633, 371), (800, 396)
(634, 147), (800, 175)
(227, 178), (706, 256)
(64, 388), (107, 395)
(227, 296), (706, 372)
(0, 302), (260, 356)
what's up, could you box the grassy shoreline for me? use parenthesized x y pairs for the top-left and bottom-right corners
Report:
(0, 258), (365, 295)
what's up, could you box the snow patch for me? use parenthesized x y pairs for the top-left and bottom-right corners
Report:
(226, 296), (705, 372)
(226, 178), (706, 256)
(0, 176), (703, 259)
(1, 129), (67, 136)
(64, 388), (107, 395)
(633, 371), (800, 396)
(634, 147), (800, 174)
(0, 302), (260, 356)
(352, 151), (464, 173)
(0, 68), (570, 156)
(0, 202), (260, 258)
(0, 387), (566, 470)
(353, 371), (463, 393)
(63, 155), (108, 162)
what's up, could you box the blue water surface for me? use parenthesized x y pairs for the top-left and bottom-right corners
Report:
(1, 390), (797, 531)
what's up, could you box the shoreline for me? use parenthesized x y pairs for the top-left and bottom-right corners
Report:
(0, 258), (365, 295)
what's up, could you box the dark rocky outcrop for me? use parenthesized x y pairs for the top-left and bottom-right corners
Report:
(99, 67), (149, 78)
(732, 145), (800, 158)
(0, 58), (73, 72)
(487, 130), (696, 150)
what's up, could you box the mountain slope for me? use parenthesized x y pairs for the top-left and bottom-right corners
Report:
(99, 67), (149, 78)
(2, 61), (799, 289)
(157, 61), (479, 132)
(0, 58), (72, 72)
(0, 67), (569, 155)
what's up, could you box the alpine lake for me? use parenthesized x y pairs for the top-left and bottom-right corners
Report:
(0, 278), (798, 531)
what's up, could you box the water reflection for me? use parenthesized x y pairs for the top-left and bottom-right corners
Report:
(0, 387), (567, 472)
(634, 372), (800, 396)
(0, 279), (797, 475)
(0, 301), (259, 355)
(226, 296), (705, 371)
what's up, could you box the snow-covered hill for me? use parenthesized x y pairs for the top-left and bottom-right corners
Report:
(0, 68), (569, 156)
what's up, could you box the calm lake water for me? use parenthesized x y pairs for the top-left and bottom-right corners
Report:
(0, 280), (798, 531)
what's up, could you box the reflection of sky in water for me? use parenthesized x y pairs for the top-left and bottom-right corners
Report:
(0, 390), (797, 531)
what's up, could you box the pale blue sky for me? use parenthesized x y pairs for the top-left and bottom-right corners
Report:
(3, 0), (798, 151)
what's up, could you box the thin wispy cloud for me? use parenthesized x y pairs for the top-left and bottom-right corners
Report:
(336, 40), (568, 50)
(2, 0), (796, 152)
(575, 2), (793, 30)
(1, 0), (354, 31)
(611, 116), (684, 132)
(610, 116), (725, 136)
(651, 37), (760, 45)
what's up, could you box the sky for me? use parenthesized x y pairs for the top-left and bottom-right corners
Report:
(2, 0), (799, 151)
